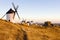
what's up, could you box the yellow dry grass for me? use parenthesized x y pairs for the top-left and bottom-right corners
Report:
(0, 19), (25, 40)
(0, 19), (60, 40)
(20, 23), (60, 40)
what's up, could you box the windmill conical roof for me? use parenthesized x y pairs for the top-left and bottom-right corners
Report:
(6, 8), (15, 14)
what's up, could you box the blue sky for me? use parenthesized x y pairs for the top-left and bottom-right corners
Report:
(0, 0), (60, 23)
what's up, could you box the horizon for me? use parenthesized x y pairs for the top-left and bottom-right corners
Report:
(0, 0), (60, 23)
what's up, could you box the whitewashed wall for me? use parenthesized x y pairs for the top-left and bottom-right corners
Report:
(6, 13), (15, 23)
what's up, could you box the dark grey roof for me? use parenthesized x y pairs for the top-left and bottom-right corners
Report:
(6, 8), (15, 14)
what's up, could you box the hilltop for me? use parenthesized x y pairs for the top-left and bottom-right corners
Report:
(0, 19), (26, 40)
(0, 19), (60, 40)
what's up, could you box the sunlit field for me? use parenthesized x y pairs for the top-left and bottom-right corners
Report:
(0, 19), (60, 40)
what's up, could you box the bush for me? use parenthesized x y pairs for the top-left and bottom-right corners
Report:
(43, 21), (53, 27)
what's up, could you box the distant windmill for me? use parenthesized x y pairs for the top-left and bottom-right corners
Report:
(1, 2), (20, 23)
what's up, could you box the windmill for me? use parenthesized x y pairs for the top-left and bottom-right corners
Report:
(1, 2), (20, 23)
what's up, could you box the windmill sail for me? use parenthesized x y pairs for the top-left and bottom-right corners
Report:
(16, 12), (20, 19)
(12, 2), (20, 19)
(12, 3), (16, 10)
(1, 13), (6, 19)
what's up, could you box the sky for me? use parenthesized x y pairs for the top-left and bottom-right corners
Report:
(0, 0), (60, 23)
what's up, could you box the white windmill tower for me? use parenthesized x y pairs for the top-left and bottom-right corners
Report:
(6, 8), (15, 23)
(1, 3), (20, 23)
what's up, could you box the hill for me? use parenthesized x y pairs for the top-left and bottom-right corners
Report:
(0, 19), (26, 40)
(0, 19), (60, 40)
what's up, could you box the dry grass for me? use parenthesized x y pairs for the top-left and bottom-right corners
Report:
(20, 22), (60, 40)
(0, 19), (60, 40)
(0, 19), (26, 40)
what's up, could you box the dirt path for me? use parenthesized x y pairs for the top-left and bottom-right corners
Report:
(21, 26), (41, 40)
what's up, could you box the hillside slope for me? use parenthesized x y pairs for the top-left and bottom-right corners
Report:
(0, 19), (27, 40)
(0, 19), (60, 40)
